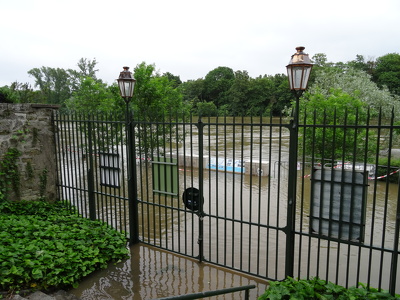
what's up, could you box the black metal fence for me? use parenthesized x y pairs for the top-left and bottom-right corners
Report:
(53, 110), (400, 294)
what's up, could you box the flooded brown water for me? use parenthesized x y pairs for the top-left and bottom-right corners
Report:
(69, 244), (268, 299)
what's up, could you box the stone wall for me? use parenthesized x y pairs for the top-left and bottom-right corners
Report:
(0, 104), (59, 201)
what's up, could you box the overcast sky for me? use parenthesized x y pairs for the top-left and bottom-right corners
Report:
(1, 0), (399, 88)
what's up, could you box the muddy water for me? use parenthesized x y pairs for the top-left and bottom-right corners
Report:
(69, 244), (268, 299)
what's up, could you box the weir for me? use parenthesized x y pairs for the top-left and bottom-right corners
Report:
(170, 153), (270, 177)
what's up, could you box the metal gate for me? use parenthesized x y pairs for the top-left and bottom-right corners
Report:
(54, 111), (400, 294)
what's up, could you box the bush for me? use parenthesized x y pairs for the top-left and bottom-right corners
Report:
(0, 200), (129, 293)
(258, 277), (399, 300)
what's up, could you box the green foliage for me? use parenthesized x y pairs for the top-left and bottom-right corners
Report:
(196, 101), (218, 117)
(0, 148), (21, 201)
(132, 62), (189, 120)
(0, 86), (18, 103)
(131, 62), (190, 156)
(187, 69), (291, 117)
(0, 200), (129, 293)
(258, 277), (399, 300)
(299, 89), (378, 161)
(373, 53), (400, 96)
(203, 66), (235, 108)
(65, 77), (122, 113)
(287, 58), (400, 162)
(27, 58), (99, 106)
(162, 72), (182, 88)
(0, 83), (40, 104)
(28, 67), (72, 105)
(306, 66), (400, 120)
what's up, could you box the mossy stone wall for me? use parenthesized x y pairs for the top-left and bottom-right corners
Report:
(0, 104), (59, 201)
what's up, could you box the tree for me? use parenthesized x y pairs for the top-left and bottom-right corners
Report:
(65, 77), (121, 113)
(28, 67), (72, 105)
(131, 62), (189, 156)
(299, 89), (377, 162)
(347, 54), (375, 75)
(305, 66), (400, 119)
(68, 58), (99, 92)
(203, 66), (235, 108)
(132, 62), (188, 120)
(373, 53), (400, 96)
(263, 74), (292, 115)
(285, 59), (400, 161)
(196, 101), (218, 116)
(179, 78), (205, 113)
(228, 70), (252, 115)
(27, 58), (100, 105)
(162, 72), (182, 88)
(312, 53), (331, 68)
(0, 82), (40, 104)
(0, 86), (17, 103)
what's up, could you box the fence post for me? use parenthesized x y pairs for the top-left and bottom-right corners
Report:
(197, 116), (205, 262)
(285, 92), (301, 278)
(389, 111), (400, 295)
(127, 109), (139, 245)
(390, 180), (400, 295)
(87, 120), (97, 221)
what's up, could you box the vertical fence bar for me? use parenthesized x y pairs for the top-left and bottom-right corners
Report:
(128, 109), (139, 245)
(87, 119), (96, 221)
(285, 92), (301, 277)
(389, 109), (399, 295)
(197, 116), (205, 262)
(390, 174), (400, 295)
(53, 112), (62, 203)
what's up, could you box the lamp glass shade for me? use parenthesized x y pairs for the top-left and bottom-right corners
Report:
(118, 79), (136, 98)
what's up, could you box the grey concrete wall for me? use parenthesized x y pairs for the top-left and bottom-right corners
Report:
(0, 104), (59, 201)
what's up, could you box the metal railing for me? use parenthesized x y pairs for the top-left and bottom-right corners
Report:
(152, 284), (256, 300)
(54, 110), (400, 295)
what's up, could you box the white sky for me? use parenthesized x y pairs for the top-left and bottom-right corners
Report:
(1, 0), (399, 88)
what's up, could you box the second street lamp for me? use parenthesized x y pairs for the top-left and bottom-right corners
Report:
(117, 66), (139, 245)
(285, 47), (313, 278)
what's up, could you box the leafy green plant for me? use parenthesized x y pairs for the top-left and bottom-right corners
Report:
(258, 277), (400, 300)
(0, 200), (129, 294)
(298, 89), (378, 162)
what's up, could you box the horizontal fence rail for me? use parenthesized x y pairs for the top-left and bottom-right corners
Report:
(53, 110), (400, 294)
(153, 284), (256, 300)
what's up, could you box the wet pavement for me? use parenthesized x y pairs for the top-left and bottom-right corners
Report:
(68, 244), (268, 299)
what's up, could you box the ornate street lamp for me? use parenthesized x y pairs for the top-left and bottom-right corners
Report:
(285, 47), (312, 279)
(117, 66), (136, 102)
(286, 46), (313, 92)
(116, 66), (139, 245)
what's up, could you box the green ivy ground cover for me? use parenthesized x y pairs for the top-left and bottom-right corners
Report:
(258, 277), (400, 300)
(0, 200), (129, 294)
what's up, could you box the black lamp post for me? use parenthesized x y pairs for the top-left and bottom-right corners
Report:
(285, 47), (312, 278)
(117, 66), (139, 245)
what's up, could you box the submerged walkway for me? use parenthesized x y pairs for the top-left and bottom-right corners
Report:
(68, 244), (268, 299)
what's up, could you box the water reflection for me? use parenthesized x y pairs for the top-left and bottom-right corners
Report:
(70, 244), (268, 300)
